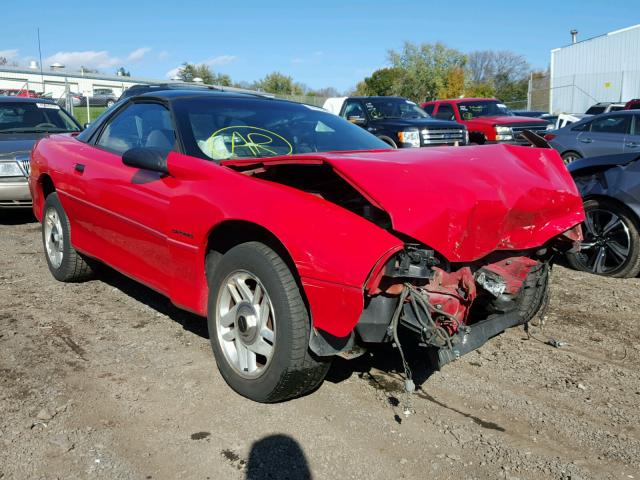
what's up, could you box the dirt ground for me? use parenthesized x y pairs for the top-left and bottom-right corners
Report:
(1, 210), (639, 480)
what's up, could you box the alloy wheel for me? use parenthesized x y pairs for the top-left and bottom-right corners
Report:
(215, 270), (276, 378)
(44, 208), (64, 268)
(575, 208), (631, 274)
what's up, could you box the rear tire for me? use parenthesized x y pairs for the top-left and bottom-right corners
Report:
(207, 242), (330, 403)
(561, 151), (582, 164)
(42, 193), (93, 282)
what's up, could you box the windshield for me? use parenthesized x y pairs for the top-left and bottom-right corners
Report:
(457, 100), (512, 120)
(364, 99), (428, 120)
(0, 102), (80, 133)
(174, 97), (390, 161)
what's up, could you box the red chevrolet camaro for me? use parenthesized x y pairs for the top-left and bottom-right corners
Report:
(29, 90), (585, 402)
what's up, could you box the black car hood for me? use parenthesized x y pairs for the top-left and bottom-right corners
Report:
(371, 118), (463, 129)
(0, 133), (46, 157)
(568, 153), (640, 176)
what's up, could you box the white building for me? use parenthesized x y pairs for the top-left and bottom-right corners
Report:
(550, 24), (640, 114)
(0, 65), (160, 100)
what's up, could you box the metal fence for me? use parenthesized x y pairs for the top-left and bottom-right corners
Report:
(526, 70), (640, 114)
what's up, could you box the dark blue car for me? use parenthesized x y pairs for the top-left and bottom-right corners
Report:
(567, 152), (640, 277)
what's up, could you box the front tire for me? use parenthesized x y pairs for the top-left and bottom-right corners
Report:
(567, 198), (640, 277)
(207, 242), (330, 402)
(42, 193), (93, 282)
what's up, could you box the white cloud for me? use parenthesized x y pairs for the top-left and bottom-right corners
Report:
(127, 47), (151, 62)
(44, 50), (121, 70)
(203, 55), (237, 67)
(0, 49), (19, 60)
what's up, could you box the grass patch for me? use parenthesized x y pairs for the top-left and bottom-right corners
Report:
(71, 106), (107, 124)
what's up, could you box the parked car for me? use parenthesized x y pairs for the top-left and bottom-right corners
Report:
(422, 98), (550, 144)
(0, 89), (39, 98)
(30, 90), (584, 402)
(512, 110), (549, 117)
(544, 110), (639, 164)
(0, 96), (81, 208)
(80, 88), (118, 107)
(554, 113), (592, 130)
(585, 102), (626, 115)
(323, 96), (467, 147)
(566, 152), (640, 277)
(625, 99), (640, 110)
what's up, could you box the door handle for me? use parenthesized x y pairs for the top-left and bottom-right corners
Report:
(74, 163), (85, 173)
(579, 137), (593, 144)
(626, 142), (639, 148)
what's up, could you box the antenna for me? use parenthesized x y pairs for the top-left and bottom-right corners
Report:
(37, 28), (44, 91)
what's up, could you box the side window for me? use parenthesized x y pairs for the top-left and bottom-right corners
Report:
(435, 103), (455, 121)
(590, 115), (630, 135)
(633, 115), (640, 136)
(342, 101), (365, 120)
(96, 103), (176, 155)
(422, 104), (435, 115)
(571, 121), (590, 132)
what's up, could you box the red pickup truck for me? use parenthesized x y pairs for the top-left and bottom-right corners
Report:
(422, 98), (550, 144)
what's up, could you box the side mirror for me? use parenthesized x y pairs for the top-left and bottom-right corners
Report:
(122, 147), (169, 174)
(347, 116), (367, 125)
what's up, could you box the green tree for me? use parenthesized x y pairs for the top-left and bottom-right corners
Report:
(358, 68), (402, 96)
(116, 67), (130, 77)
(177, 63), (233, 86)
(387, 42), (467, 102)
(254, 72), (304, 96)
(464, 82), (495, 98)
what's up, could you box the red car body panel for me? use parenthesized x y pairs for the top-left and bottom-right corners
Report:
(422, 98), (548, 142)
(223, 145), (585, 263)
(31, 135), (583, 338)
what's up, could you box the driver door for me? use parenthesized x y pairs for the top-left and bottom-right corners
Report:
(73, 101), (178, 292)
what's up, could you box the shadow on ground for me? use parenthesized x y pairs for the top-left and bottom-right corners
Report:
(0, 210), (36, 225)
(245, 434), (311, 480)
(98, 266), (209, 339)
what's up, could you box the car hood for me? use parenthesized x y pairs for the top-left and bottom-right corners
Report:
(222, 145), (584, 262)
(470, 115), (547, 126)
(372, 118), (463, 129)
(0, 134), (41, 157)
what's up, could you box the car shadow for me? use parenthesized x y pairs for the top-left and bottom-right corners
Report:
(97, 265), (209, 339)
(245, 434), (311, 480)
(0, 209), (36, 225)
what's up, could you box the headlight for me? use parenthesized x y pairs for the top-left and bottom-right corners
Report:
(494, 126), (513, 141)
(0, 161), (23, 177)
(397, 129), (420, 148)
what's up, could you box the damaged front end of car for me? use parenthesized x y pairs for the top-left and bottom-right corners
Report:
(358, 224), (582, 376)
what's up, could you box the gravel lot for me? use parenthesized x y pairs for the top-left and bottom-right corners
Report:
(1, 210), (639, 480)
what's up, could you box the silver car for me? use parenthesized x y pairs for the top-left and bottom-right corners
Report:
(0, 96), (81, 208)
(546, 111), (640, 164)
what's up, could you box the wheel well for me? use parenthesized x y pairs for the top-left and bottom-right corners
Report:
(561, 150), (581, 159)
(377, 135), (397, 148)
(206, 220), (303, 287)
(41, 174), (56, 198)
(583, 195), (640, 229)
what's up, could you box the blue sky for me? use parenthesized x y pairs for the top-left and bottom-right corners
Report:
(3, 1), (638, 92)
